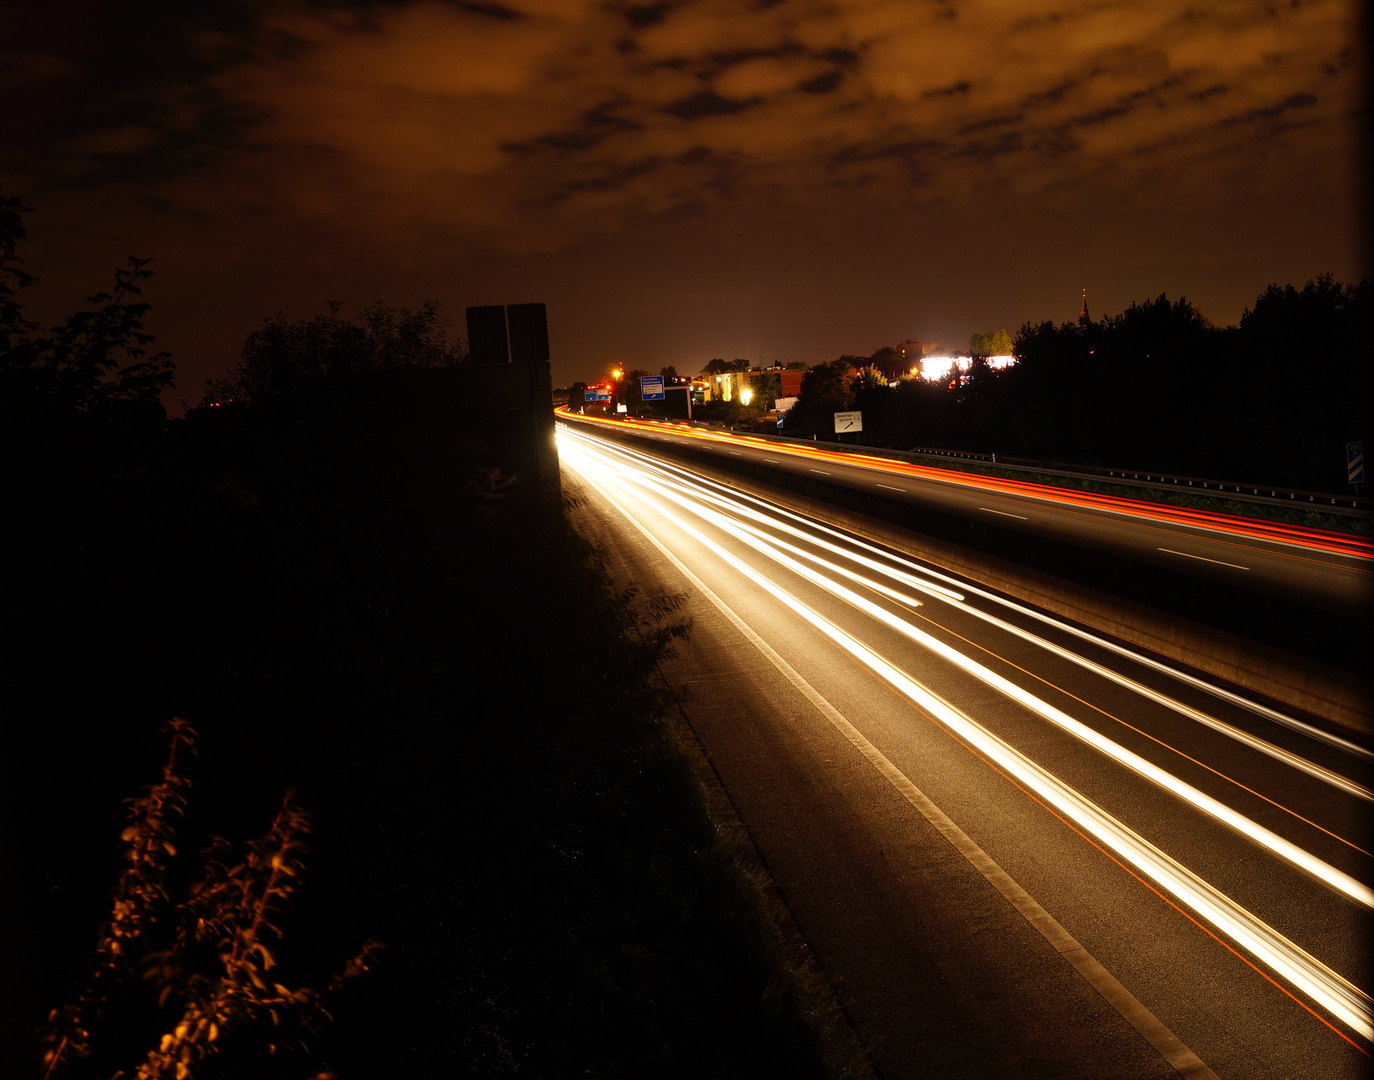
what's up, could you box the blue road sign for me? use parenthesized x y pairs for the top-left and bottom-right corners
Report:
(587, 387), (610, 401)
(1348, 441), (1364, 484)
(640, 375), (665, 400)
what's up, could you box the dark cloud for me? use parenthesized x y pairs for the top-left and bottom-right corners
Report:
(798, 70), (842, 95)
(1023, 78), (1081, 109)
(554, 155), (662, 197)
(958, 113), (1024, 136)
(661, 90), (759, 119)
(1, 0), (1360, 397)
(924, 80), (972, 99)
(625, 3), (671, 29)
(954, 131), (1024, 160)
(817, 47), (860, 69)
(453, 1), (524, 20)
(1218, 91), (1319, 126)
(1068, 104), (1132, 128)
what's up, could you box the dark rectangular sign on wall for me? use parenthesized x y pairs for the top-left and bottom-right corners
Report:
(465, 305), (510, 365)
(507, 303), (550, 365)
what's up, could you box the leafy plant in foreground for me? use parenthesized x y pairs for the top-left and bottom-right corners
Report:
(42, 719), (378, 1080)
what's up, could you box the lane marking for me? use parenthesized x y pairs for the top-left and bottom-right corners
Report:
(579, 469), (1220, 1079)
(560, 414), (1372, 563)
(606, 432), (1373, 800)
(876, 483), (906, 492)
(729, 451), (742, 455)
(561, 428), (1371, 765)
(912, 610), (1374, 853)
(564, 437), (1374, 1044)
(980, 506), (1028, 520)
(627, 440), (1367, 758)
(811, 468), (831, 475)
(594, 449), (1374, 908)
(765, 458), (779, 463)
(1158, 548), (1250, 571)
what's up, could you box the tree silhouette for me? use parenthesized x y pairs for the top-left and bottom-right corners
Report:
(206, 300), (465, 407)
(0, 190), (173, 422)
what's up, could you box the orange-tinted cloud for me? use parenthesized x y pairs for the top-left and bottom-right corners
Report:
(1, 0), (1362, 391)
(156, 0), (1354, 250)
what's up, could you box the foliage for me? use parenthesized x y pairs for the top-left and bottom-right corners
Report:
(780, 359), (854, 435)
(865, 346), (899, 372)
(7, 349), (870, 1077)
(658, 365), (679, 381)
(205, 300), (465, 406)
(849, 365), (887, 394)
(968, 329), (1012, 357)
(700, 357), (750, 375)
(41, 720), (376, 1080)
(623, 366), (651, 408)
(752, 370), (782, 407)
(871, 276), (1371, 490)
(0, 190), (174, 421)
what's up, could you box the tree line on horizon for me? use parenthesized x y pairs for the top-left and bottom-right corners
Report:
(781, 276), (1368, 492)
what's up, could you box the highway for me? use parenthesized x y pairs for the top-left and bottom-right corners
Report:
(557, 410), (1373, 616)
(558, 423), (1373, 1080)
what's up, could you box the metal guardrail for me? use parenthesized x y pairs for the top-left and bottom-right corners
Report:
(905, 447), (1370, 516)
(1099, 470), (1369, 512)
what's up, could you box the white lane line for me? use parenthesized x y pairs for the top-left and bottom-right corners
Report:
(577, 435), (1374, 903)
(568, 419), (1371, 562)
(980, 506), (1028, 520)
(574, 460), (1220, 1080)
(567, 444), (1374, 1043)
(607, 444), (1368, 795)
(638, 443), (1364, 756)
(1158, 548), (1250, 571)
(559, 428), (1369, 764)
(876, 483), (907, 492)
(765, 458), (779, 463)
(634, 473), (1374, 908)
(729, 451), (742, 455)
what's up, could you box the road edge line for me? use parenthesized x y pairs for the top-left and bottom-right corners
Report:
(581, 466), (1220, 1080)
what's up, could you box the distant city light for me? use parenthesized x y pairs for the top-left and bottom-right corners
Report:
(918, 355), (1017, 381)
(741, 388), (754, 405)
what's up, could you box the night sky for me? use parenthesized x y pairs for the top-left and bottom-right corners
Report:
(3, 0), (1366, 407)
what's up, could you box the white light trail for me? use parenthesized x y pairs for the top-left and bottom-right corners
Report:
(568, 431), (1373, 906)
(561, 433), (1374, 1041)
(566, 428), (1373, 793)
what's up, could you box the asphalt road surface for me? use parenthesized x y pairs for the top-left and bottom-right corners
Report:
(559, 424), (1373, 1080)
(559, 411), (1372, 617)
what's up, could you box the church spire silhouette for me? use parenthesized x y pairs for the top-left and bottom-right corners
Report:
(1079, 288), (1090, 327)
